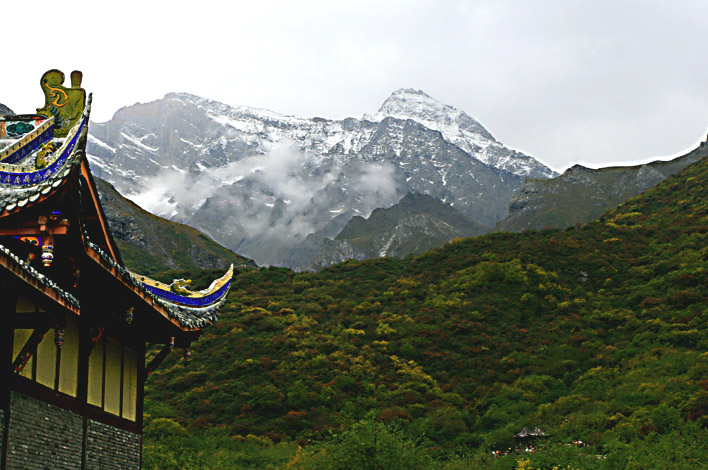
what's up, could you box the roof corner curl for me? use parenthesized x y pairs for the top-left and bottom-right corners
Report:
(130, 265), (234, 329)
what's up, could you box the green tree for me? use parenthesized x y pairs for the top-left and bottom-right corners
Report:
(284, 419), (434, 470)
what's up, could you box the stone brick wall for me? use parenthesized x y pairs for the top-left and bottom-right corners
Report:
(5, 392), (83, 469)
(3, 392), (141, 469)
(85, 419), (141, 470)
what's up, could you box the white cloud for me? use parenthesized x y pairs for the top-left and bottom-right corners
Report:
(129, 142), (401, 245)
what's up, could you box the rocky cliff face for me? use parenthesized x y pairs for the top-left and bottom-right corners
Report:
(312, 193), (486, 269)
(0, 103), (14, 115)
(87, 89), (553, 268)
(495, 144), (708, 232)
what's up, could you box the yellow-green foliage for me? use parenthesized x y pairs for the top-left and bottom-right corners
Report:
(144, 157), (708, 469)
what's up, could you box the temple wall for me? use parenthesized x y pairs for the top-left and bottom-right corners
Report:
(5, 392), (83, 469)
(85, 419), (141, 470)
(3, 391), (141, 470)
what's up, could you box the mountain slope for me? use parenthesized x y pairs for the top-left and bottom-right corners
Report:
(312, 192), (487, 268)
(495, 143), (708, 231)
(96, 178), (253, 274)
(87, 90), (551, 267)
(143, 150), (708, 468)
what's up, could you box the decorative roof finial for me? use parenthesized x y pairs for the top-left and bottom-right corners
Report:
(37, 69), (86, 138)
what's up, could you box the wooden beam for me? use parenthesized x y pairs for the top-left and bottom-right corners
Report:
(0, 226), (68, 236)
(79, 161), (120, 263)
(11, 312), (53, 329)
(0, 217), (69, 234)
(142, 345), (172, 381)
(11, 325), (49, 373)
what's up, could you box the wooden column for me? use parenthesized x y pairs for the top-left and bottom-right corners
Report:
(136, 342), (147, 431)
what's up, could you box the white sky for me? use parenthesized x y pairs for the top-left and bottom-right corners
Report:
(2, 0), (707, 172)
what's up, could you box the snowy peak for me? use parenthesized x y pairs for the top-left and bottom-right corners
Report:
(374, 88), (494, 142)
(376, 88), (449, 118)
(376, 88), (439, 117)
(371, 89), (555, 178)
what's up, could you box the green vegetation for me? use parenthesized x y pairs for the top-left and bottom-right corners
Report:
(143, 156), (708, 469)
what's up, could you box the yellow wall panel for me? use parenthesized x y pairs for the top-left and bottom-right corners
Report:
(104, 338), (122, 416)
(122, 348), (138, 421)
(36, 329), (57, 388)
(58, 316), (79, 397)
(87, 339), (104, 407)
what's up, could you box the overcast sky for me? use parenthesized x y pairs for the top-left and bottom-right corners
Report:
(3, 0), (707, 172)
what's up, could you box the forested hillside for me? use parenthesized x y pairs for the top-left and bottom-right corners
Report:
(142, 155), (708, 469)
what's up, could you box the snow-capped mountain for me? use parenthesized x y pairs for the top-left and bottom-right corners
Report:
(87, 90), (553, 268)
(369, 89), (554, 178)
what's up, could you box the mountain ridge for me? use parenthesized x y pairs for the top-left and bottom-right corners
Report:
(495, 142), (708, 232)
(312, 192), (487, 269)
(87, 90), (548, 268)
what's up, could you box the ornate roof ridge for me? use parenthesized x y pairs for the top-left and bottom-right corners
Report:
(0, 241), (79, 309)
(0, 96), (93, 215)
(0, 116), (54, 164)
(129, 265), (234, 304)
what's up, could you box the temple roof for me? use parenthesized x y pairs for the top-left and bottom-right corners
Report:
(0, 106), (89, 215)
(88, 238), (232, 329)
(0, 73), (231, 332)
